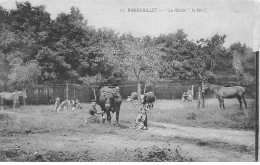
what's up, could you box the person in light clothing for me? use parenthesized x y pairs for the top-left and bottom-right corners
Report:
(135, 106), (148, 130)
(54, 97), (61, 112)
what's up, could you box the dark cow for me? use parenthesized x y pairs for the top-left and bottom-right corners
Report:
(127, 92), (138, 107)
(140, 92), (156, 109)
(97, 86), (122, 125)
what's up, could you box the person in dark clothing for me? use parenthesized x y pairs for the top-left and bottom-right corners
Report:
(197, 87), (205, 108)
(84, 100), (104, 124)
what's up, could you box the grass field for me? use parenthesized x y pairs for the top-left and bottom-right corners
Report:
(0, 98), (255, 162)
(0, 98), (255, 133)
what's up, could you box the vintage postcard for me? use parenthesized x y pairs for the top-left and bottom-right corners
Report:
(0, 0), (259, 162)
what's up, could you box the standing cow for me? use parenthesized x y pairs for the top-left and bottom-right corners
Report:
(140, 92), (156, 109)
(1, 91), (20, 109)
(97, 87), (122, 125)
(127, 92), (139, 107)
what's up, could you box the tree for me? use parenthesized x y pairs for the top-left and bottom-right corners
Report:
(103, 35), (165, 97)
(193, 34), (229, 82)
(156, 29), (197, 80)
(8, 60), (41, 89)
(229, 42), (256, 84)
(0, 2), (51, 85)
(79, 73), (107, 100)
(232, 50), (244, 84)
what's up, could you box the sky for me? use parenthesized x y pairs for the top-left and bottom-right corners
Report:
(0, 0), (259, 49)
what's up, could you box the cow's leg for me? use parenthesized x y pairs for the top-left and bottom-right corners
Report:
(241, 96), (247, 108)
(217, 98), (222, 109)
(144, 114), (148, 128)
(13, 99), (16, 109)
(241, 96), (248, 117)
(237, 97), (242, 109)
(197, 99), (200, 109)
(116, 110), (120, 126)
(106, 111), (111, 124)
(100, 107), (105, 123)
(221, 98), (225, 109)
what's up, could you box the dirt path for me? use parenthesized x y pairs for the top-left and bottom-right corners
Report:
(148, 122), (255, 147)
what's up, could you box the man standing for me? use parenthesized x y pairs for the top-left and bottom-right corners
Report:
(197, 87), (205, 108)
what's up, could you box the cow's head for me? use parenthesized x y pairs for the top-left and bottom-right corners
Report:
(102, 91), (115, 110)
(17, 90), (27, 99)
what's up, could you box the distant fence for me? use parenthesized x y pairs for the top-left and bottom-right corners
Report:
(116, 80), (207, 100)
(23, 82), (205, 105)
(0, 80), (256, 105)
(25, 84), (93, 105)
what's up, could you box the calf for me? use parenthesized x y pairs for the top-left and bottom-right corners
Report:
(57, 100), (72, 111)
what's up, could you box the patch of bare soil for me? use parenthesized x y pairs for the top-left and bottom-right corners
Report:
(0, 121), (255, 162)
(0, 147), (93, 162)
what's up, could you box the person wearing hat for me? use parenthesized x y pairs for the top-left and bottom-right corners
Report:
(88, 100), (98, 116)
(84, 100), (104, 124)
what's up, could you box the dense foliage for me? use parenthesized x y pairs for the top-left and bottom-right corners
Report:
(0, 2), (256, 90)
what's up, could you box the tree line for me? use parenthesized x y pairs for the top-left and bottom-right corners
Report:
(0, 1), (256, 95)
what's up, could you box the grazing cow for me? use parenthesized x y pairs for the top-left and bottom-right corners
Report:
(140, 92), (156, 109)
(127, 92), (139, 107)
(1, 91), (20, 109)
(57, 100), (72, 111)
(97, 86), (122, 125)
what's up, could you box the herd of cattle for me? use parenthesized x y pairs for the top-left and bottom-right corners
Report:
(0, 86), (157, 125)
(95, 87), (156, 125)
(0, 83), (250, 123)
(52, 86), (156, 125)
